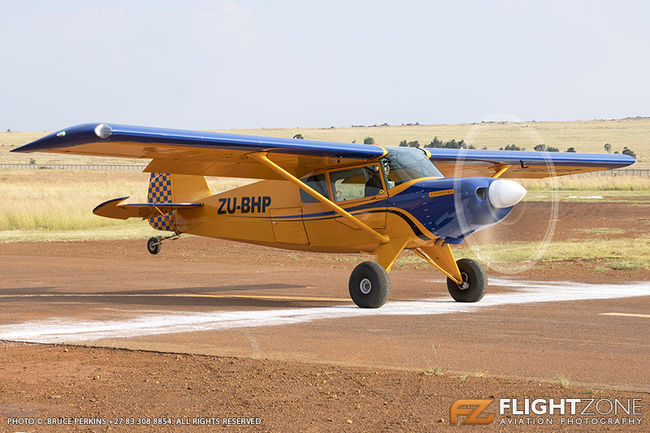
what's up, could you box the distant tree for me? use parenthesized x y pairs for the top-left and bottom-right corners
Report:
(482, 146), (488, 150)
(533, 144), (547, 152)
(426, 137), (469, 149)
(604, 143), (612, 153)
(293, 133), (304, 139)
(29, 158), (36, 165)
(622, 147), (637, 158)
(468, 144), (476, 149)
(614, 151), (620, 154)
(363, 137), (375, 145)
(501, 144), (523, 151)
(351, 139), (356, 144)
(399, 140), (408, 147)
(566, 147), (576, 152)
(407, 140), (420, 148)
(6, 128), (10, 132)
(426, 137), (444, 148)
(546, 146), (559, 152)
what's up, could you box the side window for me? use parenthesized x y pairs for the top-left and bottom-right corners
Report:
(329, 165), (383, 202)
(300, 174), (330, 203)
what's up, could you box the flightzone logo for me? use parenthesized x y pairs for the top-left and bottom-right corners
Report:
(450, 400), (494, 425)
(450, 398), (643, 426)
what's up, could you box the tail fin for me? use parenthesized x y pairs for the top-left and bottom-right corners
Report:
(147, 173), (211, 232)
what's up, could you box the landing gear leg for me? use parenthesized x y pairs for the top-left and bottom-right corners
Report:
(146, 232), (181, 255)
(414, 244), (488, 303)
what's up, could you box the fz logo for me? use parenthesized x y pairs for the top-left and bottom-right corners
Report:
(217, 196), (271, 215)
(450, 399), (494, 425)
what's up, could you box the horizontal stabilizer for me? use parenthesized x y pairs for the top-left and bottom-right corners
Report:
(93, 197), (203, 220)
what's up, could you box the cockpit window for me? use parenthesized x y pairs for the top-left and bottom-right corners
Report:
(382, 147), (443, 187)
(300, 173), (330, 203)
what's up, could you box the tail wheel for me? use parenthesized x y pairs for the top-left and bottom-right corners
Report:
(349, 261), (390, 308)
(446, 258), (487, 302)
(147, 237), (161, 255)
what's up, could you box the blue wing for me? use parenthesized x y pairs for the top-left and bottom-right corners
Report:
(426, 148), (635, 178)
(12, 123), (386, 179)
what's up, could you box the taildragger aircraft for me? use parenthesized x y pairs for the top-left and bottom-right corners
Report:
(13, 123), (635, 308)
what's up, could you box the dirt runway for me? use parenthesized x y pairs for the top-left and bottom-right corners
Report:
(0, 201), (648, 431)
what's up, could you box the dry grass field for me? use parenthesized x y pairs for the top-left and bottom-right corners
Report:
(1, 117), (648, 166)
(0, 170), (252, 241)
(224, 117), (650, 166)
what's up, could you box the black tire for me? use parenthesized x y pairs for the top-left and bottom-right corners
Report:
(147, 237), (161, 255)
(446, 258), (487, 302)
(349, 261), (390, 308)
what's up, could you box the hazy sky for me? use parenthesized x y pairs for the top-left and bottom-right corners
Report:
(1, 0), (649, 131)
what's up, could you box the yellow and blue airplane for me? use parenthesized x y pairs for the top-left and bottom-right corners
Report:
(13, 123), (635, 308)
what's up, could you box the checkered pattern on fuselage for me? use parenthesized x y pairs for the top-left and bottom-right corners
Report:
(147, 173), (174, 231)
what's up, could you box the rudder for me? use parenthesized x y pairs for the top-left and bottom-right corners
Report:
(147, 173), (174, 231)
(147, 173), (211, 232)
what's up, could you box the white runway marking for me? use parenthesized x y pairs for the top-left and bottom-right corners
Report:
(0, 279), (648, 344)
(600, 312), (650, 318)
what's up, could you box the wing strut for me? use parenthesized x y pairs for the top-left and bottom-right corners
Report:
(412, 244), (463, 284)
(249, 152), (390, 244)
(492, 165), (510, 178)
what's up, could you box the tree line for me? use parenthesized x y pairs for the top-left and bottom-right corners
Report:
(293, 134), (637, 158)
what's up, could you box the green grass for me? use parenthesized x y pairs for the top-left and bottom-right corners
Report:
(392, 236), (650, 271)
(423, 366), (444, 376)
(577, 227), (625, 235)
(524, 189), (650, 204)
(556, 374), (570, 388)
(610, 260), (646, 270)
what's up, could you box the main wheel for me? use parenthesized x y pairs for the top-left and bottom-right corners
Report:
(349, 261), (390, 308)
(147, 237), (161, 255)
(446, 258), (487, 302)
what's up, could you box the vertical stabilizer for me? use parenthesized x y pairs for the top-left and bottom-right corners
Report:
(147, 173), (174, 231)
(147, 173), (211, 232)
(171, 174), (212, 203)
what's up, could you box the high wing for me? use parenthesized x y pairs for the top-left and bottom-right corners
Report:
(13, 123), (634, 179)
(11, 123), (386, 179)
(427, 148), (634, 178)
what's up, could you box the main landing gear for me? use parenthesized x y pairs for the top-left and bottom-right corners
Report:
(347, 255), (487, 308)
(146, 233), (181, 255)
(349, 261), (391, 308)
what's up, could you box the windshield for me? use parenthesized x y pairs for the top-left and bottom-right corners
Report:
(382, 147), (443, 187)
